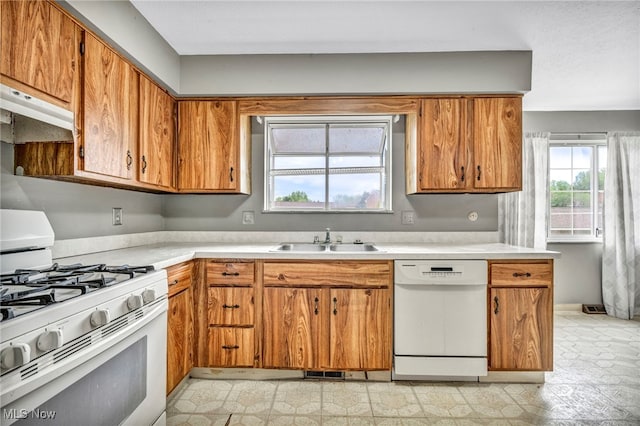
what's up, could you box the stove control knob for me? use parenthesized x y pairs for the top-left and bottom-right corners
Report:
(126, 294), (144, 311)
(90, 309), (110, 327)
(141, 289), (156, 304)
(1, 344), (31, 370)
(37, 329), (64, 352)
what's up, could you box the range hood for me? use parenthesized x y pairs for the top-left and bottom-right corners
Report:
(0, 83), (74, 143)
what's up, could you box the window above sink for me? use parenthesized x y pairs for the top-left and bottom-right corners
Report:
(263, 115), (393, 213)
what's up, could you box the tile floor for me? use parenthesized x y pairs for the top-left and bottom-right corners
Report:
(167, 311), (640, 425)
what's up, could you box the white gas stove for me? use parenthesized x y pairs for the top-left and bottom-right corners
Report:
(0, 209), (168, 426)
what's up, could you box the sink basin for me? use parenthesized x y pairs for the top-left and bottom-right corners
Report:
(329, 243), (379, 252)
(273, 242), (381, 252)
(275, 243), (328, 252)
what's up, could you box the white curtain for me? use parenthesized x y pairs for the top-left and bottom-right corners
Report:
(500, 132), (550, 249)
(602, 132), (640, 320)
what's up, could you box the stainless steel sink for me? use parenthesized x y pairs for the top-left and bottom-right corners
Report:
(275, 243), (329, 252)
(273, 242), (381, 252)
(329, 243), (379, 252)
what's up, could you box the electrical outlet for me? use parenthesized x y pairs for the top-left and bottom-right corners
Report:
(467, 211), (479, 222)
(242, 211), (255, 225)
(401, 211), (415, 225)
(112, 208), (123, 226)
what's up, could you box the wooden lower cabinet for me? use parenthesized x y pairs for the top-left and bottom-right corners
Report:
(263, 287), (324, 369)
(208, 327), (255, 367)
(166, 262), (194, 394)
(488, 260), (554, 372)
(329, 288), (391, 370)
(262, 286), (391, 371)
(489, 287), (553, 370)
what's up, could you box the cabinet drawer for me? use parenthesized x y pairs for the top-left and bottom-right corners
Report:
(263, 261), (392, 287)
(207, 261), (254, 286)
(166, 262), (193, 297)
(208, 327), (255, 367)
(490, 262), (552, 287)
(208, 287), (254, 326)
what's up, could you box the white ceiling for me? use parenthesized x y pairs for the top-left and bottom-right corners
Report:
(130, 0), (640, 111)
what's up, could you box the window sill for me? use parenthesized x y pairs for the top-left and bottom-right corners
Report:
(546, 238), (603, 244)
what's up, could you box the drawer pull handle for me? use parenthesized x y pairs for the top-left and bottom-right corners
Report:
(513, 272), (532, 278)
(314, 297), (319, 315)
(126, 150), (133, 170)
(221, 272), (240, 276)
(460, 166), (465, 182)
(333, 297), (338, 315)
(477, 165), (481, 181)
(222, 304), (240, 309)
(169, 279), (179, 286)
(222, 345), (239, 350)
(494, 296), (499, 314)
(277, 274), (286, 281)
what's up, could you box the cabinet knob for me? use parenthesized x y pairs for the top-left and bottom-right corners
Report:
(126, 150), (133, 170)
(141, 155), (147, 173)
(277, 273), (285, 281)
(477, 165), (481, 181)
(229, 167), (234, 182)
(460, 166), (465, 182)
(494, 296), (499, 314)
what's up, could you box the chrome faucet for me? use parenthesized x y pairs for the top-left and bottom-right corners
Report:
(324, 228), (331, 244)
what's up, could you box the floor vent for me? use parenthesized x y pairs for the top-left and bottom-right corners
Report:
(582, 304), (606, 314)
(304, 371), (345, 380)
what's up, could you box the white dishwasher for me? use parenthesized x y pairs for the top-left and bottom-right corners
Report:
(393, 260), (488, 380)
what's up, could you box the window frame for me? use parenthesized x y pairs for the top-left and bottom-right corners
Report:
(263, 115), (393, 213)
(547, 134), (607, 243)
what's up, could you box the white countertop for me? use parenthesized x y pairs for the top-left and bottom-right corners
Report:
(53, 241), (560, 271)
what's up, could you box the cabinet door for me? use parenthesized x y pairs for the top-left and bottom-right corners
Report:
(327, 288), (391, 370)
(167, 287), (193, 394)
(419, 98), (470, 191)
(82, 33), (137, 180)
(1, 1), (76, 104)
(473, 97), (522, 190)
(139, 75), (175, 189)
(490, 287), (553, 371)
(262, 288), (326, 369)
(177, 100), (238, 191)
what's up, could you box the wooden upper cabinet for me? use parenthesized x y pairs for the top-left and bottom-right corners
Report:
(139, 75), (175, 189)
(473, 97), (522, 191)
(407, 96), (522, 193)
(1, 0), (77, 106)
(81, 33), (138, 180)
(177, 100), (249, 193)
(418, 98), (470, 191)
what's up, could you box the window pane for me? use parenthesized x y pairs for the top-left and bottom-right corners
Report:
(271, 127), (325, 154)
(572, 212), (592, 230)
(598, 146), (607, 190)
(274, 156), (325, 169)
(572, 169), (591, 190)
(329, 174), (382, 209)
(549, 212), (571, 230)
(572, 191), (591, 208)
(550, 170), (572, 186)
(329, 155), (381, 168)
(329, 126), (385, 154)
(272, 175), (325, 208)
(549, 146), (571, 168)
(572, 146), (592, 168)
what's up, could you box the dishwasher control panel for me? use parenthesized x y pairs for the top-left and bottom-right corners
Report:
(394, 260), (487, 285)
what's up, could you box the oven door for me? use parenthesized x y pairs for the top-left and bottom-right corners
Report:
(1, 300), (167, 426)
